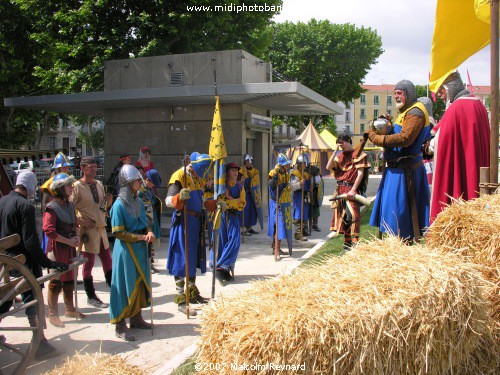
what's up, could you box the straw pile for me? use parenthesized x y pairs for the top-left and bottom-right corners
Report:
(427, 193), (500, 319)
(197, 237), (499, 374)
(43, 352), (144, 375)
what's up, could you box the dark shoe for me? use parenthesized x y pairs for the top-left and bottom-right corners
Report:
(130, 312), (153, 330)
(87, 297), (109, 308)
(215, 269), (227, 284)
(177, 303), (197, 316)
(115, 321), (137, 341)
(150, 267), (157, 274)
(77, 280), (84, 285)
(0, 334), (6, 344)
(312, 225), (321, 232)
(34, 338), (65, 360)
(278, 250), (288, 256)
(243, 230), (252, 236)
(151, 264), (161, 274)
(104, 270), (112, 288)
(248, 229), (259, 235)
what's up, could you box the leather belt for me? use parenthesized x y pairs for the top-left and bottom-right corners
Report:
(337, 180), (353, 188)
(186, 210), (204, 217)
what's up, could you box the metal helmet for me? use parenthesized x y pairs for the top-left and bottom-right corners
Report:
(296, 154), (309, 167)
(190, 152), (212, 179)
(276, 153), (291, 166)
(243, 154), (253, 163)
(442, 71), (466, 103)
(394, 79), (417, 110)
(52, 152), (70, 169)
(417, 97), (433, 118)
(50, 173), (75, 191)
(372, 116), (393, 135)
(119, 164), (143, 187)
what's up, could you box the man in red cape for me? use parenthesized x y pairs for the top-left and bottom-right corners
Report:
(431, 71), (490, 222)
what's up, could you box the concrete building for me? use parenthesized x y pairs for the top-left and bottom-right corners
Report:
(4, 49), (342, 210)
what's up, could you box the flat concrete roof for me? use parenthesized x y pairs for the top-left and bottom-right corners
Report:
(4, 82), (343, 116)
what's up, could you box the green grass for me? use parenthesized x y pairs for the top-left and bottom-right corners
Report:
(171, 358), (197, 375)
(301, 205), (377, 267)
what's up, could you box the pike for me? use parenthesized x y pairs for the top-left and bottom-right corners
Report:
(182, 150), (191, 319)
(211, 206), (223, 298)
(274, 172), (280, 262)
(299, 145), (304, 242)
(147, 242), (154, 335)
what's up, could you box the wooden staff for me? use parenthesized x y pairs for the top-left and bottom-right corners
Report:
(274, 169), (280, 262)
(300, 150), (305, 242)
(147, 242), (154, 335)
(182, 151), (190, 319)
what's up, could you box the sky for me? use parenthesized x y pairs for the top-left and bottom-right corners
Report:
(273, 0), (491, 86)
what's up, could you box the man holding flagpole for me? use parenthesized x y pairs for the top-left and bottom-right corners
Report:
(165, 153), (224, 315)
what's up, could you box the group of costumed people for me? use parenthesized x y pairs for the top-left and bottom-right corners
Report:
(366, 72), (489, 243)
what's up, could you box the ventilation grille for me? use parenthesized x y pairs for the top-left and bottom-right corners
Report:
(170, 72), (183, 86)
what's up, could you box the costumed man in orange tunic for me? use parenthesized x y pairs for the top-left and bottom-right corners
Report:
(326, 134), (370, 250)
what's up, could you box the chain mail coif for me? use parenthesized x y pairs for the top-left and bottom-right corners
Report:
(394, 79), (417, 111)
(118, 184), (142, 219)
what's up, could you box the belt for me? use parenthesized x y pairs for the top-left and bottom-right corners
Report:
(336, 180), (353, 188)
(385, 155), (423, 170)
(186, 210), (204, 217)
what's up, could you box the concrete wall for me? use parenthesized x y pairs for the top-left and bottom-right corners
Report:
(104, 50), (270, 90)
(103, 50), (272, 216)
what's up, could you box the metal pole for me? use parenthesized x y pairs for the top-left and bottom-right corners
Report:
(490, 0), (499, 184)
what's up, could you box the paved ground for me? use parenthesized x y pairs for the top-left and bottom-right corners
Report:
(1, 176), (380, 375)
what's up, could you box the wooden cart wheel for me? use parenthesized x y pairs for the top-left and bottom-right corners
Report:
(0, 253), (45, 375)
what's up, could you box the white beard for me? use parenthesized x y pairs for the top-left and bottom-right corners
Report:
(396, 101), (404, 109)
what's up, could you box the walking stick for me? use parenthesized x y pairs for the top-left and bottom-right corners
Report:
(241, 207), (245, 243)
(148, 242), (154, 335)
(300, 158), (305, 242)
(73, 248), (79, 320)
(274, 170), (280, 262)
(211, 207), (222, 298)
(183, 152), (190, 319)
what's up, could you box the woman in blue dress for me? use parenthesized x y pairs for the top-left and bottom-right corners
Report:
(109, 165), (155, 341)
(213, 162), (246, 283)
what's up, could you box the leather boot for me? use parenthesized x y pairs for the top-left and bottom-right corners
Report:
(115, 319), (137, 341)
(83, 276), (108, 308)
(47, 280), (64, 328)
(28, 315), (65, 360)
(312, 217), (321, 232)
(130, 311), (153, 329)
(62, 282), (86, 319)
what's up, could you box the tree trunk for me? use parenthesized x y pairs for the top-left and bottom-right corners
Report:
(87, 116), (95, 155)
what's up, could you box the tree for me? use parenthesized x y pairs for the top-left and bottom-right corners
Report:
(2, 0), (283, 147)
(266, 20), (383, 104)
(264, 19), (382, 134)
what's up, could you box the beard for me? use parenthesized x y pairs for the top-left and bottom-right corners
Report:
(396, 100), (405, 109)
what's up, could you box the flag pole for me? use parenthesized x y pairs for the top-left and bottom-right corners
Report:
(182, 150), (190, 319)
(490, 0), (499, 184)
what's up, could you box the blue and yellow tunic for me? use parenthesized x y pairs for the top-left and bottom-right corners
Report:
(370, 102), (431, 238)
(267, 169), (292, 240)
(290, 169), (311, 221)
(109, 198), (150, 323)
(239, 165), (260, 227)
(167, 168), (207, 278)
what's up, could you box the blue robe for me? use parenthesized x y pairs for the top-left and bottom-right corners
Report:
(109, 198), (150, 323)
(370, 103), (431, 238)
(267, 170), (292, 241)
(213, 181), (244, 270)
(291, 169), (311, 221)
(167, 169), (206, 277)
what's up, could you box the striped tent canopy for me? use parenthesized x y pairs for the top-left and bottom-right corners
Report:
(319, 129), (337, 149)
(287, 121), (333, 176)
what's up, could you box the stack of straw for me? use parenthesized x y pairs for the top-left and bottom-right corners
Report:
(43, 352), (144, 375)
(198, 237), (499, 374)
(427, 193), (500, 319)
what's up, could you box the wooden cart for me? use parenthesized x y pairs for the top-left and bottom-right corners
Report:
(0, 234), (86, 375)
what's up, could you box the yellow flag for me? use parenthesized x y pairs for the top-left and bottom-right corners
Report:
(429, 0), (492, 93)
(208, 96), (227, 160)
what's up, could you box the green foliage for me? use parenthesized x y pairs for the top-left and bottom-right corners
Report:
(265, 19), (383, 104)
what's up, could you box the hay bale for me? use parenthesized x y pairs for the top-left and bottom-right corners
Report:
(198, 237), (499, 374)
(43, 352), (144, 375)
(427, 193), (500, 319)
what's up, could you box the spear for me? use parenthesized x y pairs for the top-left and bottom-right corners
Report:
(183, 150), (190, 319)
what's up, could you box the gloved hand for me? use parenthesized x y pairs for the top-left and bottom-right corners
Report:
(216, 200), (227, 212)
(50, 261), (69, 272)
(179, 188), (191, 201)
(367, 129), (385, 146)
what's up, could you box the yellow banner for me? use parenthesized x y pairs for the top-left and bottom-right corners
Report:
(429, 0), (492, 93)
(208, 96), (227, 160)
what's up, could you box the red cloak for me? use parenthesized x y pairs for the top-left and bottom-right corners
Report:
(430, 96), (490, 222)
